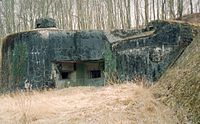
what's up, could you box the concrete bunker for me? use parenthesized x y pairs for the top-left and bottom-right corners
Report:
(1, 18), (195, 90)
(1, 18), (109, 89)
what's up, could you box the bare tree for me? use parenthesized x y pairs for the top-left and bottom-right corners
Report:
(152, 0), (156, 20)
(190, 0), (193, 14)
(177, 0), (183, 18)
(125, 0), (131, 28)
(0, 1), (5, 36)
(161, 0), (166, 20)
(144, 0), (149, 25)
(134, 0), (140, 28)
(0, 0), (199, 37)
(157, 0), (160, 20)
(168, 0), (175, 19)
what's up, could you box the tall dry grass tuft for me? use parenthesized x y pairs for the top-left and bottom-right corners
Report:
(0, 90), (57, 124)
(105, 72), (122, 85)
(16, 92), (33, 124)
(0, 91), (34, 124)
(125, 82), (178, 124)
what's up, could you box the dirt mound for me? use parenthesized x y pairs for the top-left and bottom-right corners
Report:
(154, 34), (200, 123)
(0, 84), (178, 124)
(177, 13), (200, 24)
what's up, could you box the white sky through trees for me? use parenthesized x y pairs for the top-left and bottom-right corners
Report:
(0, 0), (199, 37)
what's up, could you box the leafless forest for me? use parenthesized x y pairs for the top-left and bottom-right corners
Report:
(0, 0), (199, 37)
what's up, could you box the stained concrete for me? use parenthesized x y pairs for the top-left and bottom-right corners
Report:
(1, 20), (195, 90)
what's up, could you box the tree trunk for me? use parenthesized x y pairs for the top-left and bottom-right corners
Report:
(161, 0), (166, 20)
(177, 0), (183, 18)
(157, 0), (160, 20)
(134, 0), (140, 28)
(168, 0), (175, 19)
(144, 0), (149, 25)
(190, 0), (193, 14)
(126, 0), (131, 28)
(152, 0), (155, 20)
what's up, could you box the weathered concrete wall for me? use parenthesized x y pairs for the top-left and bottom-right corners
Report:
(112, 20), (193, 81)
(1, 20), (195, 90)
(1, 29), (109, 90)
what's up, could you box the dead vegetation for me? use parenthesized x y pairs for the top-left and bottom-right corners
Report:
(177, 13), (200, 24)
(0, 83), (178, 124)
(153, 34), (200, 123)
(1, 13), (200, 124)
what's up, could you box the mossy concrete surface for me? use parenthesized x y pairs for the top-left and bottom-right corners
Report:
(0, 20), (197, 90)
(1, 30), (108, 90)
(112, 20), (194, 82)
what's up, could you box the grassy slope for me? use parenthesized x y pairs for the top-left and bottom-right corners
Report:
(154, 34), (200, 123)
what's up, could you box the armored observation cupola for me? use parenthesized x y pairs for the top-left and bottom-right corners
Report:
(35, 18), (56, 29)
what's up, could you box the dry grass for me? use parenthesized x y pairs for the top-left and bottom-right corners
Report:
(0, 83), (178, 124)
(153, 34), (200, 123)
